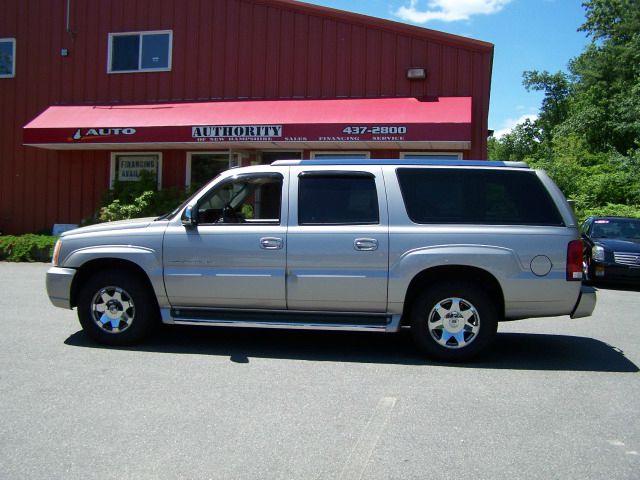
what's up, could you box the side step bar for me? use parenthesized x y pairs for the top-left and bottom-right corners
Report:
(161, 308), (402, 333)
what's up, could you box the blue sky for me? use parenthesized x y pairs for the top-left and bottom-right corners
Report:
(307, 0), (591, 136)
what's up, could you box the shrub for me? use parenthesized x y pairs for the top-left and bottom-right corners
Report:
(0, 235), (58, 262)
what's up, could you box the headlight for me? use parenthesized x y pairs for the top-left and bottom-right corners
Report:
(52, 239), (62, 266)
(592, 245), (605, 262)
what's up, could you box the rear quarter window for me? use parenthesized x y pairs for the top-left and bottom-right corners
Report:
(396, 168), (564, 226)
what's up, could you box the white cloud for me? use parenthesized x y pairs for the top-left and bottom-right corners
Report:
(494, 113), (538, 139)
(395, 0), (513, 24)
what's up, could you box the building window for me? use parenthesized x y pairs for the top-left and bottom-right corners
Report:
(400, 152), (462, 160)
(108, 31), (172, 73)
(311, 152), (370, 160)
(0, 38), (16, 78)
(186, 153), (233, 190)
(110, 153), (162, 189)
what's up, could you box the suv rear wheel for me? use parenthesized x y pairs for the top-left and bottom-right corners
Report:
(411, 281), (498, 362)
(77, 270), (159, 346)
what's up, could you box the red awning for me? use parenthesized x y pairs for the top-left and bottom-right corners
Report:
(23, 97), (471, 150)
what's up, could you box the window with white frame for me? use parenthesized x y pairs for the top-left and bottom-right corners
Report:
(108, 31), (172, 73)
(0, 38), (16, 78)
(110, 153), (162, 189)
(401, 152), (463, 160)
(187, 153), (233, 190)
(311, 152), (370, 160)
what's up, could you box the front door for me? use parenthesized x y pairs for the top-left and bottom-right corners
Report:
(163, 171), (288, 309)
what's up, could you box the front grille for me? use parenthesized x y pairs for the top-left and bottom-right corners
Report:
(614, 252), (640, 266)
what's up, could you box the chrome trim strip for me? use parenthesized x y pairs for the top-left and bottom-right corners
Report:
(169, 319), (389, 332)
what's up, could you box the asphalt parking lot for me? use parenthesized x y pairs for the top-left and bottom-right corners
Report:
(1, 262), (639, 480)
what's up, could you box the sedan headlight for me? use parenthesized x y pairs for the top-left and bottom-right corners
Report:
(592, 245), (606, 262)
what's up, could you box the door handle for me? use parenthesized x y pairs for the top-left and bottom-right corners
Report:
(354, 238), (378, 251)
(260, 237), (283, 250)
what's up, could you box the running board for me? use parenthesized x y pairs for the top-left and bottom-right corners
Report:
(162, 308), (402, 333)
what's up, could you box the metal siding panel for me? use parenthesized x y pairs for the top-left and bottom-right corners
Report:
(335, 22), (351, 97)
(210, 0), (227, 99)
(171, 0), (189, 100)
(250, 5), (268, 98)
(306, 16), (323, 97)
(321, 19), (337, 98)
(379, 31), (397, 97)
(349, 25), (366, 96)
(365, 28), (381, 97)
(458, 49), (473, 96)
(410, 38), (427, 98)
(395, 35), (412, 97)
(292, 12), (308, 97)
(426, 42), (442, 97)
(441, 45), (458, 97)
(278, 9), (295, 97)
(223, 0), (240, 98)
(265, 7), (282, 98)
(236, 1), (254, 98)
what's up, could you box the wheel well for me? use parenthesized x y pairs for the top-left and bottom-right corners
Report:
(70, 258), (154, 308)
(402, 266), (505, 325)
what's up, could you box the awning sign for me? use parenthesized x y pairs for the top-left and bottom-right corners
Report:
(192, 125), (282, 142)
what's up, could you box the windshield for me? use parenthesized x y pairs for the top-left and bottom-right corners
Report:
(590, 218), (640, 239)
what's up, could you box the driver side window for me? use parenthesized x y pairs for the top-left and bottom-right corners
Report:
(197, 174), (283, 225)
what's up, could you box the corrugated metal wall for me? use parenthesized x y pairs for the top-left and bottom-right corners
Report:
(0, 0), (492, 234)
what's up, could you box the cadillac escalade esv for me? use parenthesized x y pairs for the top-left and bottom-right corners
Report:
(46, 159), (596, 361)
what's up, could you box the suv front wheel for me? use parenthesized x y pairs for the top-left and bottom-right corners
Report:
(411, 281), (498, 362)
(77, 270), (159, 346)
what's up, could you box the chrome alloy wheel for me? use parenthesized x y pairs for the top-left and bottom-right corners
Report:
(90, 286), (135, 334)
(427, 297), (480, 349)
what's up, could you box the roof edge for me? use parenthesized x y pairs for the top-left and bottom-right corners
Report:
(256, 0), (494, 52)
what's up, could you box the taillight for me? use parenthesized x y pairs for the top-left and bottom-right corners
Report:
(566, 239), (583, 281)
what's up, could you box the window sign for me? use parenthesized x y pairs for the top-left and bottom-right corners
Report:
(111, 153), (162, 189)
(0, 38), (16, 78)
(108, 31), (172, 73)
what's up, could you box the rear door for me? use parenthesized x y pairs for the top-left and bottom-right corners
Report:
(286, 166), (389, 312)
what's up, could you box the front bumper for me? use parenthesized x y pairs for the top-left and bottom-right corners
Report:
(570, 285), (597, 319)
(46, 267), (76, 309)
(590, 261), (640, 284)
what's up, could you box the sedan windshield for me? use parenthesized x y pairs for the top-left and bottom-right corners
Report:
(591, 219), (640, 239)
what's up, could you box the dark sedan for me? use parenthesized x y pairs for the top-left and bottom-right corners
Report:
(581, 216), (640, 284)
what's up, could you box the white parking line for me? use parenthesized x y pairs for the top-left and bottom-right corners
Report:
(339, 396), (397, 480)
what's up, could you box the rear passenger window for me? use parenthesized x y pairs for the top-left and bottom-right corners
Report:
(396, 168), (564, 226)
(298, 173), (379, 225)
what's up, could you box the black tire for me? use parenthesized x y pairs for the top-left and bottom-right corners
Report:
(77, 269), (159, 346)
(410, 281), (498, 362)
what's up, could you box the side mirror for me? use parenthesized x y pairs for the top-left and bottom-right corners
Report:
(181, 205), (197, 228)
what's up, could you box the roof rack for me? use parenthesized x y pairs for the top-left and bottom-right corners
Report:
(271, 159), (529, 168)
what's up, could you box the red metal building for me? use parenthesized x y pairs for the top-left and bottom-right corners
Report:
(0, 0), (493, 234)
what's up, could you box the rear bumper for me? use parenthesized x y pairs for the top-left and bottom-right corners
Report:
(46, 267), (76, 309)
(570, 285), (597, 319)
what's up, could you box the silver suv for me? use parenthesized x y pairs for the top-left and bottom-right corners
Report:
(47, 159), (596, 361)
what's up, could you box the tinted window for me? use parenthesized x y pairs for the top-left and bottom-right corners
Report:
(298, 174), (379, 225)
(396, 168), (564, 226)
